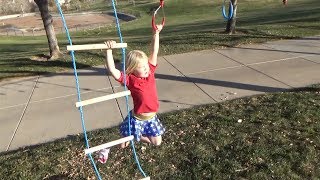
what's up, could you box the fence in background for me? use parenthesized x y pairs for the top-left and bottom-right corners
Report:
(0, 23), (114, 36)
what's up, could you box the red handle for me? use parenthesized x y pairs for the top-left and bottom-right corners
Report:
(160, 0), (164, 7)
(152, 15), (165, 31)
(152, 0), (165, 31)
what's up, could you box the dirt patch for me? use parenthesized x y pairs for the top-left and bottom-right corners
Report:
(0, 13), (115, 36)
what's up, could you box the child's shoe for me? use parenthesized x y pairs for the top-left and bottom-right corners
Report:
(97, 148), (110, 164)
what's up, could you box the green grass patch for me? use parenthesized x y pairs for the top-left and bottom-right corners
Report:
(0, 0), (320, 81)
(1, 85), (319, 179)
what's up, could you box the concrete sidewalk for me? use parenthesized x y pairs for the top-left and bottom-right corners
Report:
(1, 36), (320, 152)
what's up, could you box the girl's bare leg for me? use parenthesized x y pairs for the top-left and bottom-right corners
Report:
(120, 136), (151, 148)
(121, 135), (161, 148)
(150, 135), (162, 146)
(140, 135), (151, 144)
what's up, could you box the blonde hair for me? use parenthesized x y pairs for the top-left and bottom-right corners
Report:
(125, 50), (148, 74)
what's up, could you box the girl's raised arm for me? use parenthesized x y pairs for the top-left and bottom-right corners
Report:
(149, 24), (163, 66)
(105, 41), (121, 80)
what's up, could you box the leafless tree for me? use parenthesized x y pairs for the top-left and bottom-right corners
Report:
(34, 0), (62, 60)
(225, 0), (237, 35)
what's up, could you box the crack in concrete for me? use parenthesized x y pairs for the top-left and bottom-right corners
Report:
(6, 75), (39, 151)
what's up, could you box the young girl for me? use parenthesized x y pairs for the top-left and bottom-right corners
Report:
(105, 25), (165, 148)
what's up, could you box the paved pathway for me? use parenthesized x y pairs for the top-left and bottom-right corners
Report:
(1, 36), (319, 152)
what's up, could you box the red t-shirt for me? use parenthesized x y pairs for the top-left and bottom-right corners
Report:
(116, 63), (159, 114)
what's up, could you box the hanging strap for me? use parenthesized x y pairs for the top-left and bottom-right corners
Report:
(152, 0), (165, 31)
(222, 0), (234, 20)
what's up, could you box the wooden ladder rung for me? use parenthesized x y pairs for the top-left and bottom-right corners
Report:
(67, 43), (127, 51)
(85, 135), (134, 155)
(76, 90), (130, 107)
(140, 177), (150, 180)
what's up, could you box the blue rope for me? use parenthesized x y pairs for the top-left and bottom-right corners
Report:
(222, 0), (234, 20)
(54, 1), (102, 179)
(110, 0), (147, 178)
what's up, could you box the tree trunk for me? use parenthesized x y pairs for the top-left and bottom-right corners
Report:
(283, 0), (288, 5)
(225, 0), (237, 35)
(34, 0), (62, 60)
(129, 0), (135, 6)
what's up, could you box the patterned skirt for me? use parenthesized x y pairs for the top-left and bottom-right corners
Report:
(120, 111), (165, 141)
